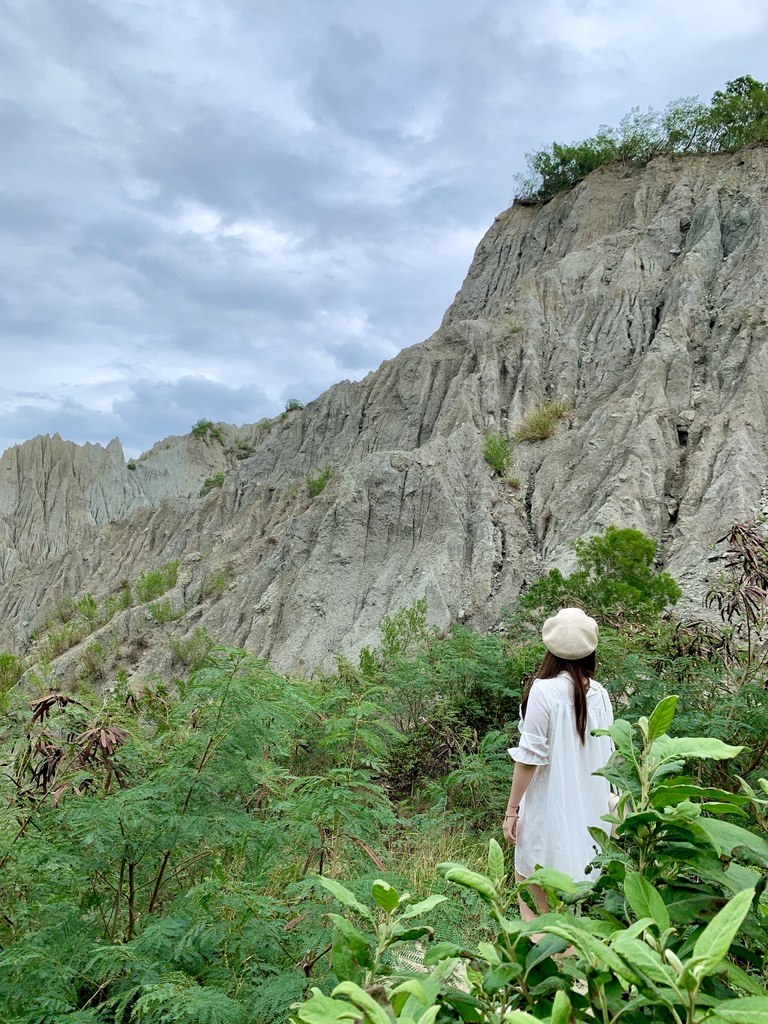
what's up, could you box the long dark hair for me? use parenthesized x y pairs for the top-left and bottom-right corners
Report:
(521, 650), (596, 744)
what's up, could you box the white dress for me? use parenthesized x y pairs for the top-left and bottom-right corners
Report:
(508, 672), (614, 882)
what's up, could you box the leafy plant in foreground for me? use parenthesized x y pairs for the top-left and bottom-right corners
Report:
(293, 697), (768, 1023)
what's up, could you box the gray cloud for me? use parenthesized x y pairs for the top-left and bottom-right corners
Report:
(2, 0), (768, 456)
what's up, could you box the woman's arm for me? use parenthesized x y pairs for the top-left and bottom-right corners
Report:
(502, 761), (536, 844)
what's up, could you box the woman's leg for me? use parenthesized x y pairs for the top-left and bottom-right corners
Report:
(515, 870), (548, 940)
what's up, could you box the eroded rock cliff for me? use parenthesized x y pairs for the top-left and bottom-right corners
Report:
(2, 148), (767, 676)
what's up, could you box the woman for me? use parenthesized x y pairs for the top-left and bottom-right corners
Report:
(503, 607), (613, 922)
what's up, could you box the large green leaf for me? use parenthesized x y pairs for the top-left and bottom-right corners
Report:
(483, 962), (523, 992)
(390, 979), (428, 1015)
(595, 719), (634, 759)
(319, 877), (375, 923)
(550, 990), (572, 1024)
(524, 933), (569, 973)
(697, 819), (768, 867)
(519, 867), (582, 895)
(476, 941), (501, 965)
(389, 923), (434, 943)
(611, 935), (677, 987)
(422, 941), (465, 965)
(442, 867), (498, 904)
(332, 982), (394, 1024)
(647, 695), (678, 743)
(487, 838), (505, 885)
(652, 779), (747, 808)
(397, 894), (447, 920)
(707, 997), (768, 1022)
(415, 1008), (440, 1024)
(624, 872), (670, 932)
(689, 888), (755, 979)
(327, 914), (373, 965)
(294, 988), (361, 1023)
(371, 880), (399, 913)
(651, 736), (743, 765)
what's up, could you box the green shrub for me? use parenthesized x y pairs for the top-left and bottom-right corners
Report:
(135, 561), (179, 603)
(169, 627), (215, 670)
(40, 620), (87, 660)
(75, 594), (99, 623)
(517, 76), (768, 201)
(79, 641), (107, 682)
(53, 596), (76, 623)
(199, 472), (225, 497)
(191, 418), (225, 445)
(103, 585), (132, 619)
(306, 465), (332, 497)
(285, 398), (304, 411)
(483, 432), (512, 474)
(226, 441), (255, 460)
(147, 599), (183, 623)
(127, 461), (136, 471)
(513, 401), (569, 442)
(0, 652), (24, 693)
(520, 524), (681, 623)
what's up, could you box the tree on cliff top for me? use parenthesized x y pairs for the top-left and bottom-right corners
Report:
(517, 75), (768, 202)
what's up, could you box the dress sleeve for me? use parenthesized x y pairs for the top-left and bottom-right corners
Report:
(507, 680), (550, 766)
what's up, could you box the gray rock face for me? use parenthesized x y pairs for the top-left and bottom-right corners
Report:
(2, 149), (767, 675)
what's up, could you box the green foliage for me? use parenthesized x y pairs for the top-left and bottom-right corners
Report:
(513, 401), (569, 442)
(200, 472), (225, 497)
(307, 466), (332, 498)
(135, 561), (179, 603)
(0, 651), (25, 693)
(127, 461), (137, 471)
(227, 440), (256, 460)
(147, 599), (184, 623)
(294, 699), (768, 1024)
(169, 627), (215, 671)
(191, 418), (225, 445)
(285, 398), (305, 412)
(79, 640), (107, 682)
(76, 594), (99, 622)
(483, 432), (513, 475)
(517, 75), (768, 201)
(520, 525), (681, 623)
(103, 583), (133, 619)
(0, 651), (331, 1022)
(4, 522), (768, 1023)
(378, 597), (432, 664)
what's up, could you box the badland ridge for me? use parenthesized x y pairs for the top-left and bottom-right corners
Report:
(3, 147), (768, 679)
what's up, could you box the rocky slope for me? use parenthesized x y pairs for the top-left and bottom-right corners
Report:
(2, 147), (768, 677)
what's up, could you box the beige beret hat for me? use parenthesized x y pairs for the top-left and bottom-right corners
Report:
(542, 607), (598, 659)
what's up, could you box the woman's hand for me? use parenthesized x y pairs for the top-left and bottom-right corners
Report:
(503, 813), (518, 845)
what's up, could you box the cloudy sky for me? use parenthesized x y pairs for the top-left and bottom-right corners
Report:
(1, 0), (767, 457)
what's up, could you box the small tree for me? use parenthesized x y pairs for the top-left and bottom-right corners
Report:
(520, 525), (681, 624)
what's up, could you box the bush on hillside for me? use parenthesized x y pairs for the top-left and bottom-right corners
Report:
(483, 431), (513, 474)
(513, 401), (569, 442)
(516, 75), (768, 201)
